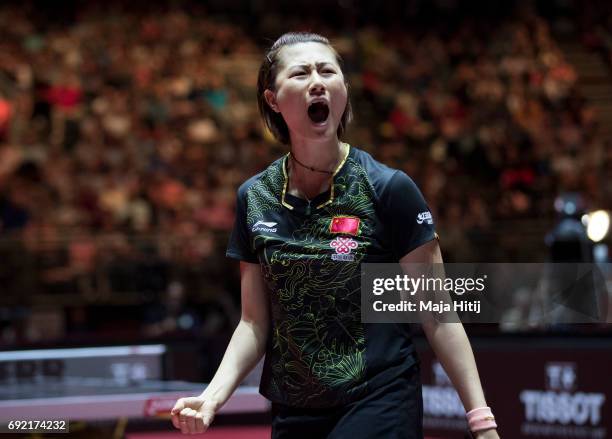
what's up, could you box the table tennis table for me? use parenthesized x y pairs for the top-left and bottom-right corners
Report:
(0, 377), (269, 422)
(0, 378), (270, 438)
(0, 345), (270, 437)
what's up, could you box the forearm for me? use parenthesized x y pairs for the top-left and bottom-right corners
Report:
(423, 321), (487, 411)
(200, 318), (267, 406)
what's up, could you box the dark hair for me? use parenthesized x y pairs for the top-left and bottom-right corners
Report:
(257, 32), (353, 145)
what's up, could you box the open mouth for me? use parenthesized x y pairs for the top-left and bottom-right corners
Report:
(307, 102), (330, 124)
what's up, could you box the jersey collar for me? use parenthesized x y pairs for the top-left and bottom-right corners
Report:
(281, 143), (351, 211)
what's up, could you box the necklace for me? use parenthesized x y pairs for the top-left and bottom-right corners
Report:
(281, 143), (349, 212)
(290, 153), (336, 175)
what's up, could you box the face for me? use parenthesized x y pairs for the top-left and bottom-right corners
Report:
(265, 42), (348, 142)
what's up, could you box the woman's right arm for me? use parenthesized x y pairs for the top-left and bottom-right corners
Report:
(171, 261), (270, 434)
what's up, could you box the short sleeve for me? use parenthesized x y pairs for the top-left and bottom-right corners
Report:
(382, 171), (437, 260)
(226, 188), (259, 263)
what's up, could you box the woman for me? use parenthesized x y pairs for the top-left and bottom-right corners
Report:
(171, 32), (500, 439)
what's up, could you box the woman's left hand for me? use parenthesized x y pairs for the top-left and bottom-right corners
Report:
(474, 428), (500, 439)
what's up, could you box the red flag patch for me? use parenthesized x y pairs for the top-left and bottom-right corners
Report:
(330, 216), (360, 235)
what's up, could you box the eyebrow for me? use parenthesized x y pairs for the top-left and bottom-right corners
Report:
(289, 62), (335, 70)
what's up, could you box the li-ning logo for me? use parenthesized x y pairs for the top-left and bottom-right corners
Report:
(416, 211), (433, 225)
(330, 237), (357, 261)
(252, 221), (277, 233)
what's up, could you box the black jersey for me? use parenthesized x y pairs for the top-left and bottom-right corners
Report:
(227, 145), (437, 408)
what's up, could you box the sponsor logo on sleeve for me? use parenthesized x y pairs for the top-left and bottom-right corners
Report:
(417, 211), (433, 225)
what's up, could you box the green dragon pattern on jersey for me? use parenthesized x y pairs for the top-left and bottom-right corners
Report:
(245, 155), (377, 406)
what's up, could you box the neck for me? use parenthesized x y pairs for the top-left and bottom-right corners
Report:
(287, 138), (346, 201)
(290, 137), (343, 177)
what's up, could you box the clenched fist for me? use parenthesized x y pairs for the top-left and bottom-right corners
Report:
(171, 396), (220, 435)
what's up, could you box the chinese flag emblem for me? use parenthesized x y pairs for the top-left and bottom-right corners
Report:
(330, 216), (360, 235)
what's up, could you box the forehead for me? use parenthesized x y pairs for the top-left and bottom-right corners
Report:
(277, 42), (339, 68)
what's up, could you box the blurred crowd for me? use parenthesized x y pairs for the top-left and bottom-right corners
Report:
(0, 2), (610, 343)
